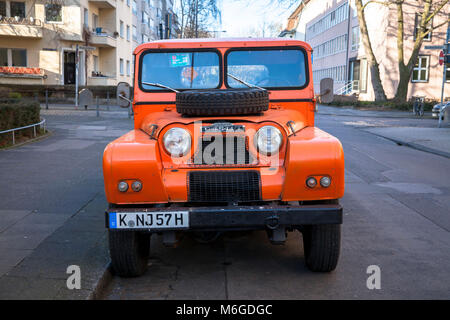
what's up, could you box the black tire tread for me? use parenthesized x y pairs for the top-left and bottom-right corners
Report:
(302, 224), (340, 272)
(176, 88), (269, 116)
(108, 230), (150, 277)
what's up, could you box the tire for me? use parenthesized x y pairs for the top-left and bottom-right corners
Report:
(108, 230), (150, 277)
(176, 88), (269, 116)
(302, 224), (341, 272)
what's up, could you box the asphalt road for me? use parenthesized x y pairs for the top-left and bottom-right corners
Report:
(102, 110), (450, 300)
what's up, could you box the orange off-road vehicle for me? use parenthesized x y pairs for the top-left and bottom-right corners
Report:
(103, 38), (345, 277)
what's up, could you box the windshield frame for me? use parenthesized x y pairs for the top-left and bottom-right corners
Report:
(138, 48), (223, 93)
(224, 46), (310, 91)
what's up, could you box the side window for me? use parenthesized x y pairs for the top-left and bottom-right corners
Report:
(45, 4), (62, 23)
(412, 56), (429, 82)
(11, 49), (26, 66)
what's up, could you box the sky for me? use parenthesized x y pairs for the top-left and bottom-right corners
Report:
(220, 0), (298, 37)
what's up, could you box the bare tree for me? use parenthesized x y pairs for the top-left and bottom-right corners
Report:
(356, 0), (449, 102)
(175, 0), (221, 38)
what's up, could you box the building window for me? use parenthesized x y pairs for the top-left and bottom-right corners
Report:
(132, 0), (137, 15)
(0, 1), (6, 16)
(412, 56), (429, 82)
(414, 13), (432, 41)
(93, 55), (99, 72)
(92, 14), (98, 30)
(126, 25), (130, 41)
(126, 60), (130, 76)
(119, 20), (124, 38)
(120, 58), (124, 75)
(45, 4), (62, 22)
(10, 2), (25, 18)
(360, 58), (368, 92)
(11, 49), (26, 66)
(84, 8), (88, 27)
(351, 26), (359, 51)
(0, 48), (7, 66)
(132, 25), (137, 41)
(127, 0), (130, 7)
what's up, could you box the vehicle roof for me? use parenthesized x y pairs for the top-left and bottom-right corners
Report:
(133, 37), (312, 55)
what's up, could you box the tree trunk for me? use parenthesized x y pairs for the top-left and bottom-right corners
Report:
(355, 0), (387, 101)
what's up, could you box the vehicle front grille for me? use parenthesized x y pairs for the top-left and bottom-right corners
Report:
(192, 135), (254, 166)
(188, 171), (261, 202)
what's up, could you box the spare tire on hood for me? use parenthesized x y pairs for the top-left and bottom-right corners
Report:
(176, 88), (269, 116)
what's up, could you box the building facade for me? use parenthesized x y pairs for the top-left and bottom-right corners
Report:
(280, 0), (450, 101)
(0, 0), (177, 86)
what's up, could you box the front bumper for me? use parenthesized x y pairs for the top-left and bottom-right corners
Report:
(105, 203), (343, 231)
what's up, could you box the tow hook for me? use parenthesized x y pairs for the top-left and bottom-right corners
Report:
(265, 215), (280, 229)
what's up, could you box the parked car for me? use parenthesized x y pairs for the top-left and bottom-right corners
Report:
(432, 101), (450, 118)
(103, 38), (345, 277)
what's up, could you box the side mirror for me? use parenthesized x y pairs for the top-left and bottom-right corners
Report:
(319, 78), (334, 104)
(117, 82), (131, 108)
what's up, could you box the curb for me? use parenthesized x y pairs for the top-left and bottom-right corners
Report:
(364, 131), (450, 159)
(317, 111), (435, 120)
(88, 262), (114, 300)
(0, 130), (52, 150)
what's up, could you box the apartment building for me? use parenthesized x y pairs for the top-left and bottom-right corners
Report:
(0, 0), (177, 86)
(280, 0), (450, 101)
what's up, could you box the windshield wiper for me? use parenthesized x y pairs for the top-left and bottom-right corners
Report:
(142, 82), (180, 93)
(227, 73), (266, 91)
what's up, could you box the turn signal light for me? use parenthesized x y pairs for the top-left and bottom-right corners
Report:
(306, 177), (317, 188)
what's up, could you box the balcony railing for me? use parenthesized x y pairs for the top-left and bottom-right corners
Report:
(0, 17), (43, 38)
(0, 16), (42, 26)
(90, 28), (118, 47)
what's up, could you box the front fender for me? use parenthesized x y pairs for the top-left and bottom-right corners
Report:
(103, 130), (168, 204)
(281, 127), (345, 201)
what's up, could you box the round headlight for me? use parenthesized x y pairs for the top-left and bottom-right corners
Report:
(163, 128), (191, 157)
(255, 126), (283, 155)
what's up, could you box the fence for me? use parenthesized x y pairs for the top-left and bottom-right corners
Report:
(0, 118), (46, 146)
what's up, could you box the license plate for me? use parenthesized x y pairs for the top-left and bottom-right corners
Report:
(109, 211), (189, 229)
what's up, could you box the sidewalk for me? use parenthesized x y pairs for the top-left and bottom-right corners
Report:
(318, 104), (435, 119)
(318, 104), (450, 159)
(0, 111), (132, 299)
(362, 127), (450, 159)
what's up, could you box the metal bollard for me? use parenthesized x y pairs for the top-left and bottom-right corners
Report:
(45, 89), (49, 109)
(96, 97), (99, 117)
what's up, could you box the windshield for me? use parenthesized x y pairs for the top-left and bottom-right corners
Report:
(140, 51), (220, 90)
(226, 49), (307, 89)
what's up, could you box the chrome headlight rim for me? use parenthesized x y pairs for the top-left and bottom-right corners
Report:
(254, 125), (283, 155)
(163, 127), (192, 157)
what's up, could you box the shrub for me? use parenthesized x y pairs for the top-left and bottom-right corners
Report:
(8, 92), (22, 100)
(0, 101), (40, 131)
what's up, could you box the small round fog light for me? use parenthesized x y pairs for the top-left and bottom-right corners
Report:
(306, 177), (317, 188)
(118, 181), (128, 192)
(131, 180), (142, 192)
(320, 176), (331, 188)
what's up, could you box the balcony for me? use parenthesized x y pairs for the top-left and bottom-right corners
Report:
(88, 73), (117, 86)
(0, 17), (43, 38)
(88, 0), (116, 8)
(90, 28), (117, 47)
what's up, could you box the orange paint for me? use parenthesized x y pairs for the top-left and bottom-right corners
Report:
(103, 38), (345, 205)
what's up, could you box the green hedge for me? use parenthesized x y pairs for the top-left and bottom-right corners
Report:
(0, 100), (40, 131)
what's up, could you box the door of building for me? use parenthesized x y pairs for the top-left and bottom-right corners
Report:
(64, 51), (76, 85)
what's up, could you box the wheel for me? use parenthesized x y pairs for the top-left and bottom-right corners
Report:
(108, 230), (150, 277)
(176, 88), (269, 116)
(302, 224), (341, 272)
